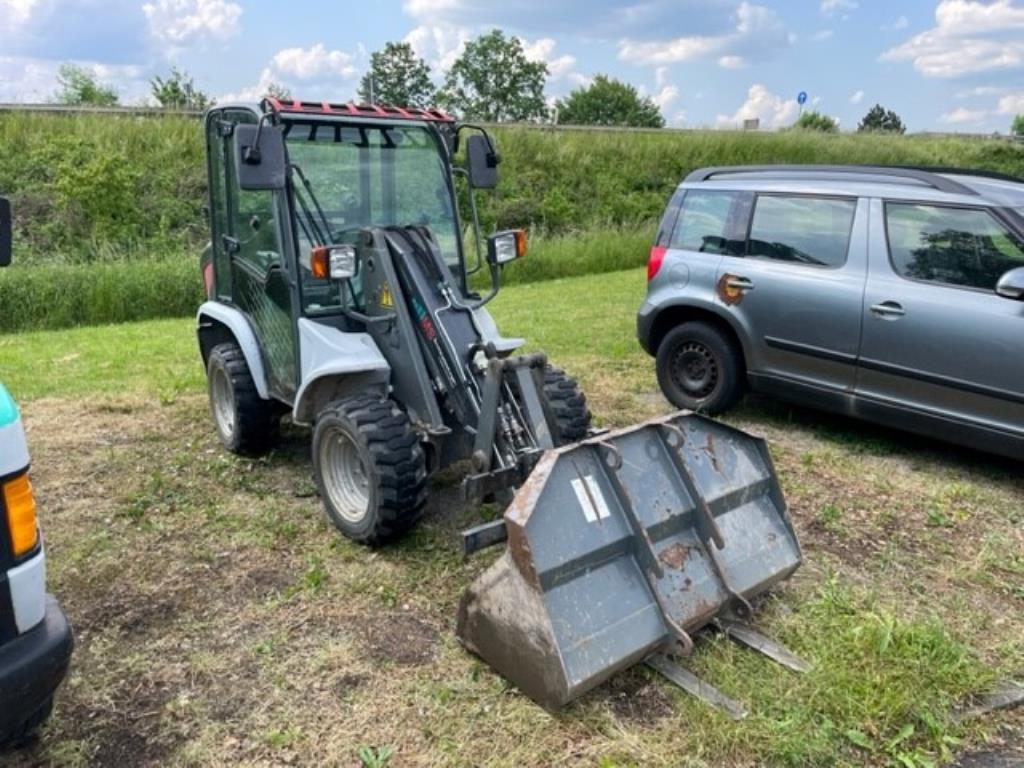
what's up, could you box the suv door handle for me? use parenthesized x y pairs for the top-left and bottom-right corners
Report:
(870, 301), (905, 318)
(725, 276), (754, 291)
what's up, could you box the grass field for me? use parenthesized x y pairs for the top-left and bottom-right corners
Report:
(1, 269), (1021, 767)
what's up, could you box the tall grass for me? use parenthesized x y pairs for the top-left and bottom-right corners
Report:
(2, 111), (1022, 265)
(0, 257), (201, 333)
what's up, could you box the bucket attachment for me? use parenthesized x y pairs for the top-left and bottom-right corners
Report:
(457, 412), (801, 709)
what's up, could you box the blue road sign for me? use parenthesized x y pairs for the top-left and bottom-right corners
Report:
(797, 91), (808, 106)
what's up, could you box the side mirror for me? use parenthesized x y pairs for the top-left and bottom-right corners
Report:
(486, 230), (526, 266)
(0, 197), (10, 267)
(466, 134), (499, 190)
(996, 265), (1024, 300)
(234, 123), (287, 191)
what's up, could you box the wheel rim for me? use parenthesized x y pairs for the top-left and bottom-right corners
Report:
(319, 425), (371, 524)
(670, 341), (719, 400)
(210, 365), (236, 439)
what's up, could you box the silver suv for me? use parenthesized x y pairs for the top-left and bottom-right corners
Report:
(637, 165), (1024, 460)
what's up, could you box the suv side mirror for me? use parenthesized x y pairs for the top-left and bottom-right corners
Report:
(996, 266), (1024, 300)
(0, 197), (10, 267)
(234, 123), (287, 191)
(466, 134), (499, 190)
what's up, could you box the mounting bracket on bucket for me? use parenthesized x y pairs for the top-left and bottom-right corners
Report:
(457, 411), (803, 709)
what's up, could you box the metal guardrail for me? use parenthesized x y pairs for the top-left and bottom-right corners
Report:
(0, 102), (1020, 142)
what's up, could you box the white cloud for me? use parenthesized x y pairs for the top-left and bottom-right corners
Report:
(653, 84), (679, 111)
(271, 44), (357, 81)
(718, 55), (746, 68)
(940, 107), (988, 123)
(523, 37), (576, 80)
(881, 0), (1024, 78)
(567, 71), (592, 88)
(142, 0), (241, 46)
(402, 0), (461, 16)
(404, 23), (470, 72)
(716, 83), (798, 129)
(997, 92), (1024, 114)
(0, 0), (40, 31)
(882, 15), (909, 31)
(811, 29), (834, 40)
(849, 89), (864, 104)
(618, 2), (789, 65)
(821, 0), (857, 16)
(218, 67), (275, 103)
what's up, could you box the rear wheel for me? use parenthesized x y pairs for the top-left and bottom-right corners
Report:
(540, 366), (591, 446)
(207, 342), (280, 454)
(655, 322), (744, 415)
(312, 395), (427, 545)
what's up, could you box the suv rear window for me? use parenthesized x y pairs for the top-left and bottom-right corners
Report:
(670, 191), (746, 255)
(747, 195), (856, 268)
(886, 203), (1024, 291)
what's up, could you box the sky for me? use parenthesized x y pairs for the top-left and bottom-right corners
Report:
(1, 0), (1023, 132)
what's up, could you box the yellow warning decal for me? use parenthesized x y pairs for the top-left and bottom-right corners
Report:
(379, 283), (394, 308)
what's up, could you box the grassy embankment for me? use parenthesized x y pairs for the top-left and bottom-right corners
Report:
(1, 111), (1022, 331)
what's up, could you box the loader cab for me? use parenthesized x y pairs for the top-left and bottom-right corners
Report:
(202, 100), (489, 403)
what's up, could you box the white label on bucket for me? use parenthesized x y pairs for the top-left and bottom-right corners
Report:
(571, 475), (611, 523)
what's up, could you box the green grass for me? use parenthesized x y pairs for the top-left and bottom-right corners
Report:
(4, 267), (1021, 767)
(0, 268), (649, 402)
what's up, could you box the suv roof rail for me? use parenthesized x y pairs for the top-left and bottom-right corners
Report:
(889, 165), (1024, 185)
(685, 165), (978, 195)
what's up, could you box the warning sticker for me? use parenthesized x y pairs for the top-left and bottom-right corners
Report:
(379, 283), (394, 308)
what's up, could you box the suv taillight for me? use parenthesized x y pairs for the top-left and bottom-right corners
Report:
(647, 246), (667, 281)
(3, 472), (38, 557)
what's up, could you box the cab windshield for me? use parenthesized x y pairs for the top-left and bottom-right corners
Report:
(283, 120), (461, 312)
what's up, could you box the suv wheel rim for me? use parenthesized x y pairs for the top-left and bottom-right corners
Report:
(319, 426), (371, 523)
(210, 365), (236, 438)
(672, 341), (719, 399)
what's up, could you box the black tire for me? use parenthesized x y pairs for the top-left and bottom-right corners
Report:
(312, 395), (427, 545)
(541, 366), (592, 446)
(206, 342), (280, 455)
(1, 696), (53, 748)
(655, 322), (744, 415)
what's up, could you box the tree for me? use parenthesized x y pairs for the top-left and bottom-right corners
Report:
(265, 82), (292, 101)
(1012, 114), (1024, 137)
(53, 63), (118, 107)
(358, 42), (433, 107)
(555, 75), (664, 128)
(792, 110), (838, 132)
(439, 30), (548, 122)
(150, 67), (212, 110)
(857, 103), (906, 134)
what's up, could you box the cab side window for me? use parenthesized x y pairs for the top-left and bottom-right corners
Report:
(670, 191), (748, 255)
(886, 203), (1024, 291)
(747, 195), (856, 268)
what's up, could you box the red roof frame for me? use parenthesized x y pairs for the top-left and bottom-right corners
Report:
(264, 97), (454, 123)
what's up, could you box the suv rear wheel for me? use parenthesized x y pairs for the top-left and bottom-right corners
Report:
(655, 322), (744, 415)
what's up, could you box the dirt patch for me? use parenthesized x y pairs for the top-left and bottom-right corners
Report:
(355, 612), (439, 666)
(598, 670), (675, 728)
(63, 676), (179, 768)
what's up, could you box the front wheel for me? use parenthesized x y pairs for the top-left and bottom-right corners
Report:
(312, 395), (427, 545)
(655, 322), (744, 415)
(541, 366), (591, 446)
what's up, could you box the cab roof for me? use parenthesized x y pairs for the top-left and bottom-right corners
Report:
(263, 97), (453, 124)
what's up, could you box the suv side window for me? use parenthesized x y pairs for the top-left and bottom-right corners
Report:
(886, 203), (1024, 291)
(670, 190), (747, 255)
(747, 195), (856, 268)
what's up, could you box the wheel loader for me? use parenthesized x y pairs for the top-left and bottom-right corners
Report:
(197, 98), (805, 713)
